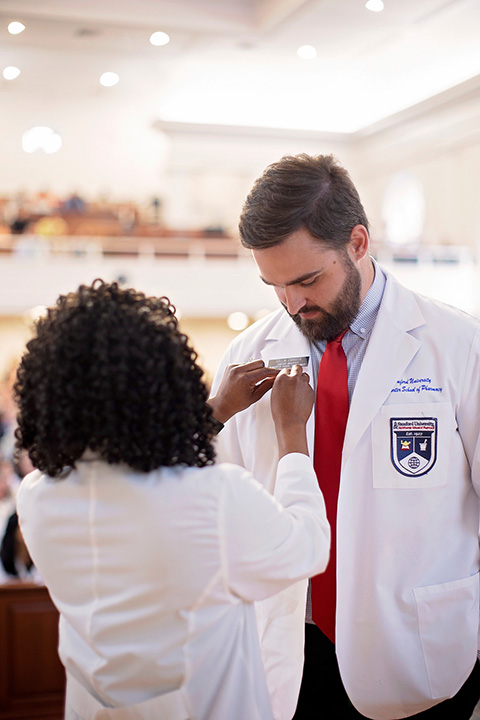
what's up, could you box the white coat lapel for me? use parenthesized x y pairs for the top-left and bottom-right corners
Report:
(342, 276), (425, 466)
(259, 314), (315, 456)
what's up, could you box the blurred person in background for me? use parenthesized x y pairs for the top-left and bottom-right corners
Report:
(0, 451), (36, 582)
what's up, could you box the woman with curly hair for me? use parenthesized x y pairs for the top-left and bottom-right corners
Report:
(15, 280), (329, 720)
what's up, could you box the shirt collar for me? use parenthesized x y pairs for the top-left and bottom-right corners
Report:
(348, 257), (385, 340)
(310, 257), (385, 354)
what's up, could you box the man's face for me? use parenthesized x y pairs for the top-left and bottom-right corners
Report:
(252, 228), (362, 343)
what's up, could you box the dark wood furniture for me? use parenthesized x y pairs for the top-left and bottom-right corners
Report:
(0, 583), (65, 719)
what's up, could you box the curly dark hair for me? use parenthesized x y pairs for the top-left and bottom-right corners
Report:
(14, 280), (216, 477)
(239, 153), (369, 250)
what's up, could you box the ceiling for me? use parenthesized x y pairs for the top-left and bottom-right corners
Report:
(0, 0), (479, 134)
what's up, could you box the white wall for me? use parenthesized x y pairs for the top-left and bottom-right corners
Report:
(0, 90), (168, 204)
(157, 123), (355, 231)
(352, 78), (480, 251)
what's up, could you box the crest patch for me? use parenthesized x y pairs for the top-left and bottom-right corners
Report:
(390, 417), (437, 477)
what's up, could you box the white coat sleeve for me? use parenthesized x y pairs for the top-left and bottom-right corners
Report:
(456, 327), (480, 497)
(219, 453), (330, 602)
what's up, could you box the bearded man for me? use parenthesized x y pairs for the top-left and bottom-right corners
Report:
(210, 154), (480, 720)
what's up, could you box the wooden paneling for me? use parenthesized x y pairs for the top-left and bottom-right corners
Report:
(0, 583), (65, 720)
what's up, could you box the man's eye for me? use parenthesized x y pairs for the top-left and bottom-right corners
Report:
(299, 278), (317, 288)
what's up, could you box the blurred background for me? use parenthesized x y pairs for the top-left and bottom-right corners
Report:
(0, 0), (480, 385)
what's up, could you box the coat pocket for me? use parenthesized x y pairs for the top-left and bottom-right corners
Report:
(414, 572), (479, 699)
(372, 402), (455, 489)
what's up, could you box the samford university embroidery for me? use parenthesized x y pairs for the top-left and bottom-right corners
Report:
(390, 418), (437, 477)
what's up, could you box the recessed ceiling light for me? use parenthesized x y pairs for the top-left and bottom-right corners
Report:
(100, 71), (119, 87)
(8, 21), (25, 35)
(365, 0), (385, 11)
(297, 45), (317, 60)
(150, 31), (170, 47)
(2, 66), (21, 80)
(22, 126), (62, 154)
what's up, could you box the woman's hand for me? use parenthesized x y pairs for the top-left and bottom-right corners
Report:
(270, 365), (314, 458)
(209, 360), (279, 424)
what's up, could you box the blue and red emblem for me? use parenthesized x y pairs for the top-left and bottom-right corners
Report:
(390, 417), (437, 477)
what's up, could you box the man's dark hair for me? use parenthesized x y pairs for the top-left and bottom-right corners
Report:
(14, 280), (216, 477)
(239, 153), (369, 250)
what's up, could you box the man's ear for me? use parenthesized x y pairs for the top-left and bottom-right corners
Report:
(348, 225), (370, 261)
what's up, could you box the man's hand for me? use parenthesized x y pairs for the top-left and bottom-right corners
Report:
(209, 360), (279, 424)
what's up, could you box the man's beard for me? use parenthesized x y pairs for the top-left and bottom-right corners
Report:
(284, 254), (362, 343)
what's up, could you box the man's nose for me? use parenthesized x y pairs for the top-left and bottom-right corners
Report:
(278, 286), (306, 315)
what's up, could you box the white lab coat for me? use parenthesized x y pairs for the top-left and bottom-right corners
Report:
(211, 269), (480, 720)
(16, 454), (329, 720)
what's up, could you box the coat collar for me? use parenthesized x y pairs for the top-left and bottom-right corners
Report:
(259, 309), (311, 370)
(342, 270), (425, 464)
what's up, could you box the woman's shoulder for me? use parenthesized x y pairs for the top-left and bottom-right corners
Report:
(16, 469), (48, 502)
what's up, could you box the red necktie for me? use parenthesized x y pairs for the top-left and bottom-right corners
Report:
(311, 331), (349, 643)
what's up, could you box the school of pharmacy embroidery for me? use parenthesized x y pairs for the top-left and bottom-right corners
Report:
(390, 418), (437, 477)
